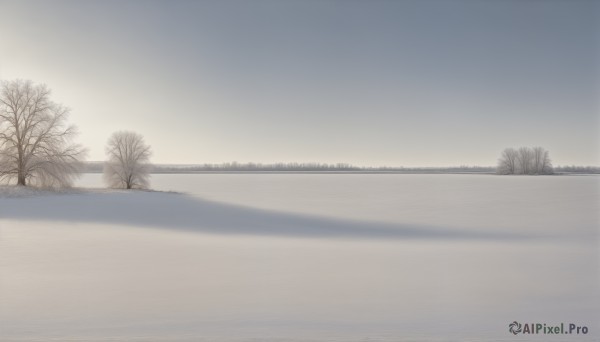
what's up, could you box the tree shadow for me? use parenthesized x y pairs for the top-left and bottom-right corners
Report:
(0, 190), (528, 241)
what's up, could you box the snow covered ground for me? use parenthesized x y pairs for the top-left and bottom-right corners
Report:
(0, 174), (598, 341)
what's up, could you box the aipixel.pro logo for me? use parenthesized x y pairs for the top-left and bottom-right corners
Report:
(509, 321), (589, 335)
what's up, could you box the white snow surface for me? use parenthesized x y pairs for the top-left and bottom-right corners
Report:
(0, 174), (598, 341)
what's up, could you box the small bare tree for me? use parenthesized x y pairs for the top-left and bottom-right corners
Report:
(0, 80), (86, 187)
(104, 131), (151, 189)
(532, 146), (552, 174)
(516, 147), (533, 174)
(497, 148), (518, 174)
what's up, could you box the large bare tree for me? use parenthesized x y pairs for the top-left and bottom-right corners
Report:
(104, 131), (152, 189)
(0, 80), (86, 187)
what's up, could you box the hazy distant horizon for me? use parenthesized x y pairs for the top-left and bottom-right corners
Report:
(82, 160), (599, 170)
(1, 0), (598, 166)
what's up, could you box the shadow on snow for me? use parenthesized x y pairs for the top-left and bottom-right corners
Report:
(0, 190), (528, 241)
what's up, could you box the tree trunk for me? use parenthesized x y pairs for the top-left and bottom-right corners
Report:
(17, 173), (26, 186)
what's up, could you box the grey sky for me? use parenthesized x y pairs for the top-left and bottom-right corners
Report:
(0, 0), (598, 166)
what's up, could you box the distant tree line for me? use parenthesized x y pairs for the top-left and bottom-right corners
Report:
(86, 162), (600, 174)
(362, 165), (495, 173)
(553, 165), (600, 174)
(159, 162), (361, 172)
(152, 163), (498, 173)
(82, 162), (496, 174)
(497, 147), (553, 175)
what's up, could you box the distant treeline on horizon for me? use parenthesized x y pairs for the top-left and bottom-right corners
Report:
(82, 162), (600, 174)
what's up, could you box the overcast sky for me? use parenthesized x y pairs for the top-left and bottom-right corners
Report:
(0, 0), (598, 166)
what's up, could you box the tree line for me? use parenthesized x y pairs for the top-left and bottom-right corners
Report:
(497, 147), (553, 175)
(0, 79), (151, 189)
(156, 162), (361, 172)
(553, 165), (600, 174)
(82, 162), (497, 173)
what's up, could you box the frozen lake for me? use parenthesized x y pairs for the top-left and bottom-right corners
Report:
(1, 173), (598, 341)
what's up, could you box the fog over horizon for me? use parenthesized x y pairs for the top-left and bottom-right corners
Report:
(0, 0), (598, 166)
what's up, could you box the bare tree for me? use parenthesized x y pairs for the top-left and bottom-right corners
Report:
(497, 148), (518, 174)
(532, 146), (543, 174)
(539, 149), (553, 174)
(0, 80), (86, 187)
(531, 146), (553, 174)
(497, 146), (553, 175)
(516, 147), (533, 174)
(104, 131), (151, 189)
